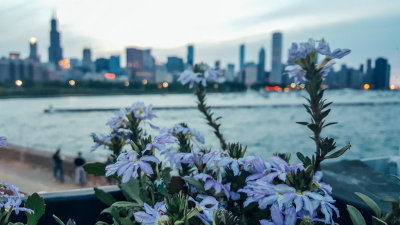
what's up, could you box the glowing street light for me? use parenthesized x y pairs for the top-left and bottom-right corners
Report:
(162, 82), (168, 88)
(124, 81), (130, 87)
(69, 80), (76, 86)
(390, 85), (395, 90)
(142, 79), (148, 85)
(15, 80), (23, 87)
(363, 84), (370, 90)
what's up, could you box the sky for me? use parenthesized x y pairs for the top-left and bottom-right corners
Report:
(1, 0), (400, 85)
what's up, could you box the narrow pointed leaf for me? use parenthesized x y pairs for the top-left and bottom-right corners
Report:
(325, 144), (351, 159)
(347, 205), (366, 225)
(355, 192), (381, 217)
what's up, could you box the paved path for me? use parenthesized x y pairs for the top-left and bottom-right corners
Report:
(0, 158), (97, 194)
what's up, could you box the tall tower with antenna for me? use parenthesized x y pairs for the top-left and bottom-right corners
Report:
(48, 12), (63, 67)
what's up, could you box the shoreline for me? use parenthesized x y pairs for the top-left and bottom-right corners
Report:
(0, 145), (108, 194)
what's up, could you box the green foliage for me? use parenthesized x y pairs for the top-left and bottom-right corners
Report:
(355, 192), (381, 218)
(212, 209), (242, 225)
(347, 205), (367, 225)
(24, 193), (45, 225)
(94, 187), (117, 206)
(52, 215), (65, 225)
(84, 162), (106, 176)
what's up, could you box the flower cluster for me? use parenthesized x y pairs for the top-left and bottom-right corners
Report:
(0, 182), (33, 215)
(88, 45), (350, 224)
(178, 65), (221, 88)
(285, 38), (351, 83)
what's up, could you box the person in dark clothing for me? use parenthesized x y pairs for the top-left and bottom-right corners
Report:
(53, 149), (64, 183)
(74, 152), (87, 186)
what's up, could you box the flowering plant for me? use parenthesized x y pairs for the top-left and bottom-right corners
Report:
(85, 39), (351, 225)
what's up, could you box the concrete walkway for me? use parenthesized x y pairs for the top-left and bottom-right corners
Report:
(0, 158), (98, 194)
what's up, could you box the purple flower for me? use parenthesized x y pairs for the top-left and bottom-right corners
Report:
(178, 69), (206, 88)
(288, 38), (316, 63)
(144, 132), (177, 153)
(259, 204), (296, 225)
(240, 181), (294, 210)
(311, 194), (339, 224)
(105, 151), (160, 183)
(133, 202), (166, 225)
(285, 65), (306, 84)
(0, 183), (33, 215)
(170, 147), (205, 169)
(193, 173), (231, 198)
(0, 136), (7, 148)
(169, 124), (205, 144)
(106, 109), (128, 130)
(129, 102), (157, 120)
(190, 196), (218, 225)
(330, 48), (351, 59)
(316, 39), (331, 56)
(90, 133), (112, 152)
(204, 68), (221, 82)
(313, 171), (332, 195)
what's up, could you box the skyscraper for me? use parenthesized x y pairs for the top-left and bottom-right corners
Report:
(257, 48), (266, 83)
(109, 56), (121, 75)
(29, 37), (39, 62)
(187, 45), (194, 66)
(270, 32), (283, 84)
(364, 58), (373, 85)
(82, 48), (93, 72)
(373, 58), (390, 89)
(215, 60), (220, 70)
(239, 44), (245, 72)
(226, 64), (235, 82)
(48, 15), (63, 67)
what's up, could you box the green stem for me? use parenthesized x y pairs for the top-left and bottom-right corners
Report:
(195, 84), (228, 150)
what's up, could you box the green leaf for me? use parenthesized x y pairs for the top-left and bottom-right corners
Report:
(95, 222), (110, 225)
(84, 162), (106, 176)
(111, 201), (141, 208)
(325, 144), (351, 159)
(320, 109), (331, 119)
(52, 215), (65, 225)
(296, 122), (309, 126)
(120, 217), (134, 225)
(7, 223), (25, 225)
(381, 196), (397, 203)
(120, 179), (144, 205)
(94, 187), (116, 206)
(296, 152), (306, 163)
(323, 122), (338, 128)
(183, 177), (205, 193)
(347, 205), (366, 225)
(355, 192), (381, 217)
(372, 216), (388, 225)
(25, 193), (46, 225)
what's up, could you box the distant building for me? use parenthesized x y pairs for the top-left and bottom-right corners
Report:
(187, 45), (194, 66)
(373, 58), (390, 89)
(0, 58), (42, 81)
(226, 64), (235, 82)
(126, 48), (144, 70)
(155, 64), (173, 83)
(82, 48), (93, 72)
(365, 58), (373, 85)
(69, 58), (80, 69)
(215, 60), (220, 70)
(95, 58), (110, 72)
(239, 44), (245, 72)
(48, 16), (63, 67)
(244, 62), (257, 85)
(166, 56), (184, 73)
(257, 48), (266, 83)
(126, 47), (155, 81)
(29, 38), (39, 62)
(109, 56), (121, 75)
(270, 32), (283, 84)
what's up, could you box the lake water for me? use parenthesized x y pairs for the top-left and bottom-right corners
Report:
(1, 89), (400, 162)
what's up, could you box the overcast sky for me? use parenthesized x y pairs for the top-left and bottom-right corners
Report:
(1, 0), (400, 85)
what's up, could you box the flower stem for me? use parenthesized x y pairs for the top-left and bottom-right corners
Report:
(195, 84), (228, 150)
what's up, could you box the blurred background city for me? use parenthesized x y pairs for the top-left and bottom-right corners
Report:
(0, 0), (400, 192)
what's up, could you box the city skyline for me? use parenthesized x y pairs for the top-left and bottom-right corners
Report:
(1, 0), (400, 84)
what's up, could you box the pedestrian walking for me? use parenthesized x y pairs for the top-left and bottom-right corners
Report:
(53, 149), (64, 182)
(74, 152), (87, 186)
